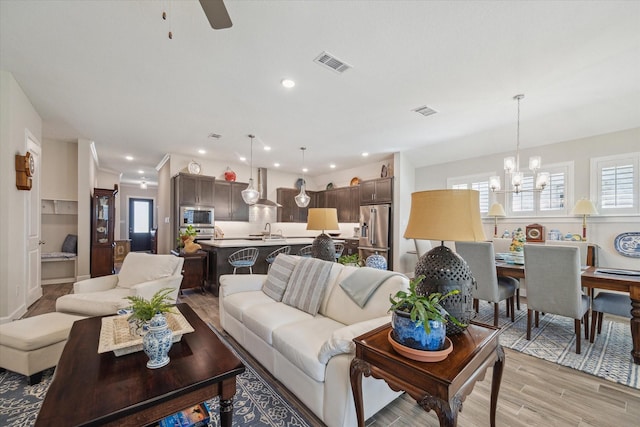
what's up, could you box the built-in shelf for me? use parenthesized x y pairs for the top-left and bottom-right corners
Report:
(42, 199), (78, 215)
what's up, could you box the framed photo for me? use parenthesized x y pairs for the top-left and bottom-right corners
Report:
(526, 224), (545, 242)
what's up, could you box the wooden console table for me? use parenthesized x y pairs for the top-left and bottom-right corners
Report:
(171, 249), (208, 294)
(350, 322), (503, 427)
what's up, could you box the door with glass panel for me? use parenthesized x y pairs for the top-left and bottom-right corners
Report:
(129, 198), (153, 252)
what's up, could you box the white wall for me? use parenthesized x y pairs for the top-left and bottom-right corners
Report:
(76, 139), (97, 281)
(414, 128), (640, 269)
(0, 71), (42, 321)
(157, 156), (172, 254)
(41, 139), (78, 200)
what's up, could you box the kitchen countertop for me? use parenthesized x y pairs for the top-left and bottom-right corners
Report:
(199, 238), (333, 248)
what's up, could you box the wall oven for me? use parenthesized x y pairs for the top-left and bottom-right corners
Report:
(180, 206), (214, 228)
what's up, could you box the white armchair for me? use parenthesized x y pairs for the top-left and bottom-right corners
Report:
(56, 253), (184, 316)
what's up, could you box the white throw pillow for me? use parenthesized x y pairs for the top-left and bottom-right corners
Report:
(262, 254), (299, 301)
(282, 258), (333, 315)
(317, 316), (391, 364)
(117, 253), (179, 289)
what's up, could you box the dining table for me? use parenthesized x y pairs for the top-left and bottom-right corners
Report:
(496, 263), (640, 365)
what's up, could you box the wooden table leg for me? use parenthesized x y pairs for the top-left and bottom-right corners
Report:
(418, 395), (459, 427)
(490, 345), (505, 427)
(630, 284), (640, 364)
(220, 378), (236, 427)
(350, 358), (368, 427)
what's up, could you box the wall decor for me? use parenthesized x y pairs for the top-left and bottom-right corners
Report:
(614, 232), (640, 258)
(526, 224), (545, 243)
(15, 151), (35, 190)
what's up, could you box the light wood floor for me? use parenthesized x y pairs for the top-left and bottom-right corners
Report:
(30, 284), (640, 427)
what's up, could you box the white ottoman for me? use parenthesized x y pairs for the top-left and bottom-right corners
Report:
(0, 312), (85, 384)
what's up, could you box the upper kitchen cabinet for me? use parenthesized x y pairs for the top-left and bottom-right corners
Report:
(359, 177), (393, 204)
(214, 181), (249, 221)
(175, 173), (215, 206)
(277, 188), (318, 223)
(323, 187), (359, 222)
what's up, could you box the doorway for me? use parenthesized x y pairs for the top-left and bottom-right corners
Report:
(129, 198), (153, 252)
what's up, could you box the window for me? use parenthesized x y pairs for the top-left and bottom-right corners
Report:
(508, 162), (572, 216)
(591, 153), (639, 215)
(448, 173), (492, 214)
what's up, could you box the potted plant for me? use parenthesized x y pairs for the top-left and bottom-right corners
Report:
(177, 225), (197, 249)
(338, 253), (362, 267)
(389, 275), (464, 352)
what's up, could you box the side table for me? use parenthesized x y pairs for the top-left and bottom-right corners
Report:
(171, 249), (208, 294)
(350, 322), (504, 427)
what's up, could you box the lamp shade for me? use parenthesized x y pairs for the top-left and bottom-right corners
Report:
(306, 208), (339, 231)
(404, 189), (486, 242)
(571, 199), (598, 216)
(488, 202), (506, 217)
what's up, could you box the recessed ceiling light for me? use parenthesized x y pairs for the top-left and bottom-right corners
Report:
(239, 156), (246, 162)
(302, 167), (308, 173)
(125, 155), (134, 161)
(138, 170), (144, 174)
(264, 146), (271, 151)
(329, 163), (336, 169)
(274, 163), (280, 167)
(281, 79), (295, 88)
(361, 152), (369, 157)
(198, 149), (206, 154)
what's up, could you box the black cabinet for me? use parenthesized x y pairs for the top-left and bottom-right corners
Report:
(214, 181), (249, 221)
(317, 186), (359, 222)
(175, 173), (215, 206)
(343, 238), (360, 256)
(277, 188), (318, 223)
(359, 177), (392, 204)
(91, 186), (118, 278)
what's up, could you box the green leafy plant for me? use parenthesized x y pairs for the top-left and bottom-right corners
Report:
(177, 225), (198, 248)
(125, 288), (176, 323)
(389, 275), (465, 333)
(338, 253), (361, 266)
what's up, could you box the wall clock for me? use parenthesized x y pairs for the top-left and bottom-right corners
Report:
(526, 224), (545, 242)
(188, 160), (202, 175)
(15, 151), (35, 190)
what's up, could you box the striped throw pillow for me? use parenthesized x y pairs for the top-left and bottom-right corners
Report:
(262, 254), (299, 301)
(282, 257), (333, 315)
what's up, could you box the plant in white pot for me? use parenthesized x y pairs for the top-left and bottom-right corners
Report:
(125, 288), (176, 369)
(389, 275), (464, 360)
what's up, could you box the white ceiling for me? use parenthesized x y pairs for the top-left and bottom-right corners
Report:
(1, 1), (639, 185)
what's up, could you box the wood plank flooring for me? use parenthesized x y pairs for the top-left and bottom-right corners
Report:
(30, 284), (640, 427)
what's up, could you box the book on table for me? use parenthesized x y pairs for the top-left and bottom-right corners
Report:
(158, 402), (210, 427)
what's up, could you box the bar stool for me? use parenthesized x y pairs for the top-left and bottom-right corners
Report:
(334, 242), (344, 261)
(297, 245), (313, 257)
(228, 247), (259, 274)
(265, 246), (291, 270)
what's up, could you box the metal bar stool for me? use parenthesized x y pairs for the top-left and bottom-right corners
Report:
(228, 247), (259, 274)
(266, 246), (291, 270)
(334, 242), (344, 261)
(297, 245), (313, 257)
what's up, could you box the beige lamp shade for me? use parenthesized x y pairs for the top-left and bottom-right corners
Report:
(571, 199), (598, 216)
(306, 208), (339, 231)
(404, 189), (486, 242)
(488, 202), (506, 217)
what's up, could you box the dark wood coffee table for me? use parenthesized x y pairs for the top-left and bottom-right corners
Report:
(350, 322), (503, 427)
(35, 303), (244, 427)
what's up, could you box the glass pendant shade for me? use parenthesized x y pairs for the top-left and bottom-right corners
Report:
(295, 185), (310, 207)
(241, 178), (259, 205)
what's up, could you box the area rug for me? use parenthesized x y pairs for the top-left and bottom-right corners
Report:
(0, 326), (313, 427)
(475, 301), (639, 389)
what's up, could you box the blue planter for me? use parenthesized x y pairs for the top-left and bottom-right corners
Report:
(392, 310), (446, 351)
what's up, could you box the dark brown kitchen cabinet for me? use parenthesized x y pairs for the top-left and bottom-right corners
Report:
(318, 186), (359, 222)
(343, 238), (360, 256)
(175, 173), (215, 206)
(277, 188), (318, 223)
(91, 186), (118, 278)
(359, 177), (393, 204)
(214, 181), (249, 221)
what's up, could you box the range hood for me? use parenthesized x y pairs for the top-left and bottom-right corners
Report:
(254, 168), (281, 207)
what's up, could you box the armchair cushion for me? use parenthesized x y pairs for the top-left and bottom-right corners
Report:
(117, 253), (181, 289)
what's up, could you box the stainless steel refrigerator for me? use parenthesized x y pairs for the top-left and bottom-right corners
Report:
(359, 204), (392, 270)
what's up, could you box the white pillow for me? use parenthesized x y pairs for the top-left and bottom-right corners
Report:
(282, 258), (333, 315)
(317, 316), (391, 364)
(117, 253), (179, 289)
(262, 254), (299, 301)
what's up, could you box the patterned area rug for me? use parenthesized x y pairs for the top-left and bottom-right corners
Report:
(475, 301), (639, 389)
(0, 325), (312, 427)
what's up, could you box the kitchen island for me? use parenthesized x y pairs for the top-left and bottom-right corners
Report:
(199, 238), (329, 295)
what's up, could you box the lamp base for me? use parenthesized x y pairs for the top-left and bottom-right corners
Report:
(311, 233), (336, 262)
(414, 245), (475, 335)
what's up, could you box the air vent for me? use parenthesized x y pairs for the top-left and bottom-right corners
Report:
(412, 105), (438, 117)
(314, 51), (352, 73)
(208, 133), (222, 139)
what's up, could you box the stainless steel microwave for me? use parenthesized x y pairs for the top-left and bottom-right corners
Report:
(180, 206), (214, 227)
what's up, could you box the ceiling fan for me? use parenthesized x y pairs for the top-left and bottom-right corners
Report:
(199, 0), (232, 30)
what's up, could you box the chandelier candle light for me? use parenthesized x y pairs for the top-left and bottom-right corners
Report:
(490, 94), (549, 194)
(241, 134), (259, 205)
(295, 147), (311, 208)
(571, 198), (598, 240)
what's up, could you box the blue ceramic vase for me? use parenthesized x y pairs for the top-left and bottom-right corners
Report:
(142, 313), (173, 369)
(365, 252), (387, 270)
(391, 310), (446, 351)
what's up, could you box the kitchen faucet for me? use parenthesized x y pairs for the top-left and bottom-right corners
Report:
(264, 223), (271, 239)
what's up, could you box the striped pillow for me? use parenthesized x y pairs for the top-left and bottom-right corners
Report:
(282, 258), (333, 315)
(262, 254), (299, 301)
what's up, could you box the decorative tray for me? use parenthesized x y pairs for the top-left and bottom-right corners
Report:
(98, 311), (194, 356)
(614, 232), (640, 258)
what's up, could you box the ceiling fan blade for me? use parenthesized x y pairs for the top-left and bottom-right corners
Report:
(199, 0), (232, 30)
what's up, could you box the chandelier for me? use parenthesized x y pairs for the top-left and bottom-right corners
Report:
(241, 134), (260, 205)
(490, 94), (549, 194)
(294, 147), (311, 208)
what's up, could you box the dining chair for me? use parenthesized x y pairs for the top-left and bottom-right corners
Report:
(265, 246), (291, 270)
(590, 291), (631, 343)
(413, 239), (432, 258)
(455, 241), (518, 327)
(523, 244), (589, 354)
(334, 242), (344, 261)
(297, 245), (313, 257)
(228, 247), (259, 274)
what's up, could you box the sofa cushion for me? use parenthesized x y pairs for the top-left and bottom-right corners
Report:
(272, 316), (345, 382)
(243, 303), (313, 345)
(282, 258), (333, 315)
(223, 291), (276, 322)
(56, 288), (132, 316)
(262, 254), (299, 301)
(317, 316), (391, 364)
(117, 253), (180, 289)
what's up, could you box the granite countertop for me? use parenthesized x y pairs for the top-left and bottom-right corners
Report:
(199, 238), (321, 248)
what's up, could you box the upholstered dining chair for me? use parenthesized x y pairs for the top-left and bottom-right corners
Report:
(228, 247), (259, 274)
(523, 244), (590, 354)
(265, 246), (291, 270)
(297, 245), (313, 257)
(590, 291), (631, 343)
(455, 241), (518, 327)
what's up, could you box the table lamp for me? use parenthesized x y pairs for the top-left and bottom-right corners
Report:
(307, 208), (339, 262)
(571, 198), (598, 241)
(404, 189), (486, 335)
(488, 202), (506, 238)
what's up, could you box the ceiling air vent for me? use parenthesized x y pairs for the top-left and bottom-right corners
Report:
(412, 105), (438, 117)
(208, 133), (222, 139)
(314, 51), (352, 73)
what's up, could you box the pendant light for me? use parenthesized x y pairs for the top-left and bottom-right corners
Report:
(241, 134), (259, 205)
(295, 147), (311, 208)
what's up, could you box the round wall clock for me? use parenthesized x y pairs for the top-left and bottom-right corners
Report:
(25, 151), (36, 177)
(188, 160), (201, 175)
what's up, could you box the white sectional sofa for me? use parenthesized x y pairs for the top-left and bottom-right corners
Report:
(219, 255), (409, 427)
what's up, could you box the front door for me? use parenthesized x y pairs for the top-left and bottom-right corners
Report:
(129, 198), (153, 252)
